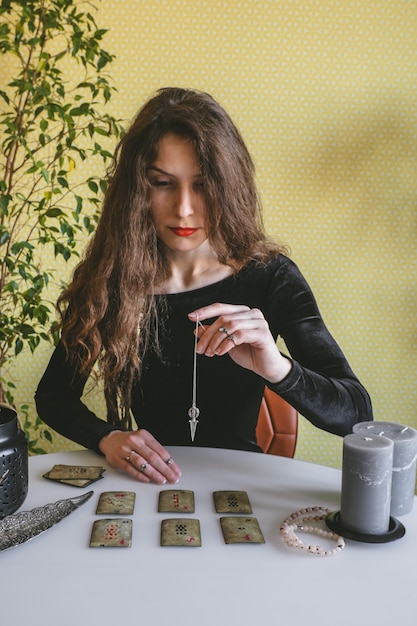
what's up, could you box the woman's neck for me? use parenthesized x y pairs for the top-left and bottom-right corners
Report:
(157, 244), (234, 294)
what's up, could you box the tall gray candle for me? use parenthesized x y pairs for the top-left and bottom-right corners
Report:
(340, 433), (393, 535)
(353, 421), (417, 516)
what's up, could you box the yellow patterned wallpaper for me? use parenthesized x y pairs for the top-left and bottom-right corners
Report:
(6, 1), (417, 473)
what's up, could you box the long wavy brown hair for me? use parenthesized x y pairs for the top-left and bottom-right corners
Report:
(57, 87), (286, 428)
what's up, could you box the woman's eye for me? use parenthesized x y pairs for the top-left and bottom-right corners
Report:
(150, 179), (171, 188)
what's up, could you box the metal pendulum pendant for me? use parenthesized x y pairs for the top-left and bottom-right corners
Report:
(188, 319), (201, 442)
(188, 404), (200, 442)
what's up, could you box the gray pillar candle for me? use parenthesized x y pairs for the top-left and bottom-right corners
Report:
(353, 421), (417, 516)
(340, 433), (393, 535)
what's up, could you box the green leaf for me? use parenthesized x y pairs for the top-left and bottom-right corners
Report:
(17, 323), (36, 336)
(97, 53), (108, 70)
(29, 446), (48, 455)
(11, 240), (35, 254)
(93, 126), (109, 137)
(87, 180), (98, 193)
(74, 195), (83, 215)
(70, 103), (90, 116)
(45, 207), (63, 217)
(15, 337), (23, 356)
(43, 429), (53, 443)
(0, 230), (10, 245)
(0, 193), (11, 215)
(57, 176), (69, 188)
(0, 90), (10, 105)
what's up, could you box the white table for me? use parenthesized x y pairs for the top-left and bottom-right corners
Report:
(2, 447), (415, 625)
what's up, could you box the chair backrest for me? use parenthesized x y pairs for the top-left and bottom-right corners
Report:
(256, 387), (298, 457)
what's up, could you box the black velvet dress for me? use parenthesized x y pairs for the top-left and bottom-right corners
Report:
(35, 255), (373, 454)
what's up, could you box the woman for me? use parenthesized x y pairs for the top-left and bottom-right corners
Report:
(35, 87), (373, 484)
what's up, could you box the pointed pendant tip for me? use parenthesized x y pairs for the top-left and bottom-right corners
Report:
(189, 418), (199, 442)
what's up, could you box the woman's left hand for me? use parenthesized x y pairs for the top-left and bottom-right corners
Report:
(188, 303), (292, 383)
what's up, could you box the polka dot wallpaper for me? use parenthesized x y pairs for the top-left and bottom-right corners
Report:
(5, 1), (417, 476)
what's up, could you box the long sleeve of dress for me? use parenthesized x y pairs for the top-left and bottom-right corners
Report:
(35, 342), (117, 454)
(262, 256), (372, 436)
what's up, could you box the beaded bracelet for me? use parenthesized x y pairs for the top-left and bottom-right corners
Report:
(280, 506), (345, 557)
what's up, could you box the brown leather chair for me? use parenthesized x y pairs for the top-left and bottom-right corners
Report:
(256, 387), (298, 457)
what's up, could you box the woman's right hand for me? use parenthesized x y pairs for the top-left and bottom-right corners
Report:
(99, 429), (182, 484)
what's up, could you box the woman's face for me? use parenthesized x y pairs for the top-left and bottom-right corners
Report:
(148, 133), (208, 254)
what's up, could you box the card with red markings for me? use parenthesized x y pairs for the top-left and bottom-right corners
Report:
(213, 490), (252, 514)
(89, 519), (132, 548)
(96, 491), (136, 515)
(158, 489), (195, 513)
(220, 517), (265, 544)
(160, 518), (201, 546)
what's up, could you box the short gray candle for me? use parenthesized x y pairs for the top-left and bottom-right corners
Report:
(353, 421), (417, 516)
(340, 433), (393, 535)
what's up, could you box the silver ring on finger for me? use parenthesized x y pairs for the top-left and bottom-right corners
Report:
(126, 450), (137, 463)
(219, 326), (236, 345)
(140, 462), (148, 473)
(166, 456), (173, 465)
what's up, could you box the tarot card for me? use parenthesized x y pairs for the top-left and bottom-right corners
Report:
(158, 489), (195, 513)
(160, 518), (201, 547)
(42, 474), (101, 487)
(89, 519), (132, 547)
(213, 490), (253, 514)
(96, 491), (136, 515)
(43, 464), (105, 487)
(220, 516), (265, 544)
(46, 464), (104, 480)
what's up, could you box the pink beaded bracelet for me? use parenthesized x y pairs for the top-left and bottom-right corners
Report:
(280, 506), (345, 557)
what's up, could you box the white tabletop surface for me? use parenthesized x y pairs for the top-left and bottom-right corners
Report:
(1, 447), (415, 626)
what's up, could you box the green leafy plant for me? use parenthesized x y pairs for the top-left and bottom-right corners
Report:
(0, 0), (124, 451)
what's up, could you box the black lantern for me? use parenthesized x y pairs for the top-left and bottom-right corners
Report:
(0, 404), (28, 519)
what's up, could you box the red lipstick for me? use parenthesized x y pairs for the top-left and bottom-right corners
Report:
(170, 227), (197, 237)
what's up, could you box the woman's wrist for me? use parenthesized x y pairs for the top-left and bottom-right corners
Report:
(262, 354), (293, 384)
(98, 429), (121, 455)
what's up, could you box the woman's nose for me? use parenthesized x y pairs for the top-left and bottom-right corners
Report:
(175, 185), (194, 216)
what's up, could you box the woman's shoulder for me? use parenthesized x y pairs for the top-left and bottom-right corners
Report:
(238, 252), (302, 282)
(237, 253), (317, 311)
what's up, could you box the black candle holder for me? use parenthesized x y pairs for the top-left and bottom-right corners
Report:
(325, 510), (405, 543)
(0, 404), (28, 519)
